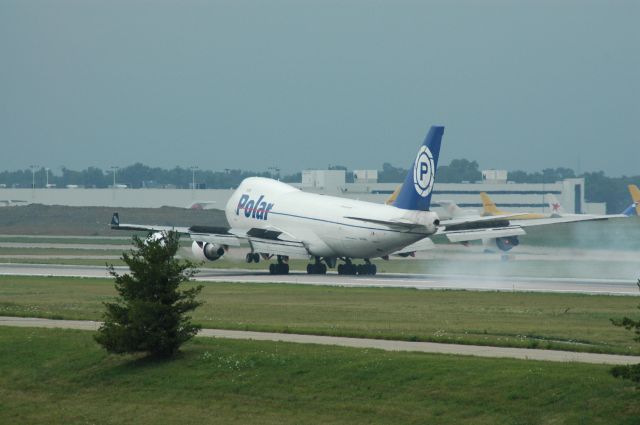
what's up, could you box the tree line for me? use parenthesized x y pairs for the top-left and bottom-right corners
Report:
(1, 161), (637, 213)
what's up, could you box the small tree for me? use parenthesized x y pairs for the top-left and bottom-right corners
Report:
(610, 280), (640, 384)
(95, 231), (203, 358)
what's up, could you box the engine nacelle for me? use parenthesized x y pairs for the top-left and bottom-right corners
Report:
(495, 236), (520, 252)
(191, 241), (225, 261)
(145, 231), (168, 246)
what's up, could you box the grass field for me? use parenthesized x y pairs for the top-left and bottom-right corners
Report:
(1, 326), (639, 424)
(2, 275), (640, 355)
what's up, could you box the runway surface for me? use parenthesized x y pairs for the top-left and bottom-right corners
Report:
(0, 263), (638, 295)
(1, 316), (638, 365)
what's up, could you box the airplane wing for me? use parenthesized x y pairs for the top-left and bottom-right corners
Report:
(344, 216), (432, 232)
(439, 213), (528, 230)
(111, 213), (243, 246)
(110, 213), (309, 257)
(510, 215), (608, 227)
(435, 213), (607, 244)
(231, 226), (310, 258)
(440, 226), (526, 243)
(392, 238), (435, 255)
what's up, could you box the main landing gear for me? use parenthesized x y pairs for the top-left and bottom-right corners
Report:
(337, 259), (377, 276)
(306, 257), (327, 274)
(269, 255), (290, 275)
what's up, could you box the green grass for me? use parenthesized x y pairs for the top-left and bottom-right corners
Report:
(1, 275), (639, 355)
(0, 326), (638, 424)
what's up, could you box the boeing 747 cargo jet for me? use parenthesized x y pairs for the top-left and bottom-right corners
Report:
(109, 126), (547, 275)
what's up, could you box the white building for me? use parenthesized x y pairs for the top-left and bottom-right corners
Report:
(0, 169), (606, 214)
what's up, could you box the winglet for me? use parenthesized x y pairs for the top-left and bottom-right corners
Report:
(111, 213), (120, 228)
(392, 126), (444, 211)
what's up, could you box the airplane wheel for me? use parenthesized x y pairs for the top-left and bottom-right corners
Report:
(370, 264), (377, 275)
(337, 264), (344, 275)
(270, 263), (289, 274)
(307, 264), (313, 274)
(356, 264), (365, 275)
(320, 264), (327, 274)
(246, 253), (254, 263)
(252, 253), (260, 263)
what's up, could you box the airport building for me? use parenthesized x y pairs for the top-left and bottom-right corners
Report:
(0, 169), (606, 215)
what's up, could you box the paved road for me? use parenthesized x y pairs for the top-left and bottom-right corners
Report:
(0, 263), (638, 295)
(1, 316), (638, 365)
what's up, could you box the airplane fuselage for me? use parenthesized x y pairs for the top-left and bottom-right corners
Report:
(225, 177), (439, 259)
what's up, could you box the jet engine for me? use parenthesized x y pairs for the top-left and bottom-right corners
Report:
(145, 231), (168, 246)
(494, 236), (520, 252)
(191, 241), (225, 261)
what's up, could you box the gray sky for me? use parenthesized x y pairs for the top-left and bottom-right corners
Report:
(1, 0), (638, 175)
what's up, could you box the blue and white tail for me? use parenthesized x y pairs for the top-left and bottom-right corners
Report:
(392, 126), (444, 211)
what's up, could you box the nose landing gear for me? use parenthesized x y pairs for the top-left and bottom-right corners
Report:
(245, 252), (260, 263)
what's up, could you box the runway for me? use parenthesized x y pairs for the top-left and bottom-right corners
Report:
(0, 263), (637, 295)
(1, 316), (638, 365)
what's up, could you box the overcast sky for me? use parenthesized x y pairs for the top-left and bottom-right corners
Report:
(1, 0), (638, 175)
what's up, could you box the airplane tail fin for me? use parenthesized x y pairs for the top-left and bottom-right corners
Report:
(392, 126), (444, 211)
(385, 185), (402, 205)
(480, 192), (502, 216)
(545, 194), (565, 216)
(622, 184), (640, 216)
(110, 212), (120, 228)
(439, 200), (466, 218)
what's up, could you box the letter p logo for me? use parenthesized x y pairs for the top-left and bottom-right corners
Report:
(413, 146), (435, 198)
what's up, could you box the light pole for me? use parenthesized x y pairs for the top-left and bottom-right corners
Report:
(29, 165), (39, 189)
(110, 166), (119, 188)
(45, 168), (50, 188)
(190, 166), (199, 190)
(268, 166), (280, 180)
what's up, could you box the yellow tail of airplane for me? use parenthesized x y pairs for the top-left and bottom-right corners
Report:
(385, 185), (402, 205)
(629, 184), (640, 215)
(480, 192), (505, 216)
(480, 192), (546, 219)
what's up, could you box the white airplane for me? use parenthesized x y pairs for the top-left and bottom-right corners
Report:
(110, 126), (528, 275)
